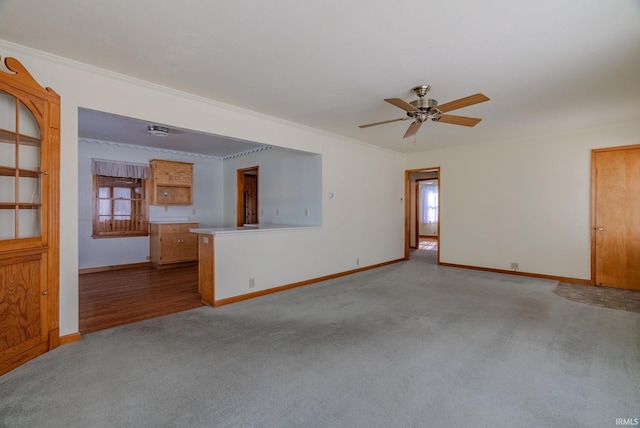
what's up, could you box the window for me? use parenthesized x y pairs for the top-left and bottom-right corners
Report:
(419, 180), (438, 224)
(92, 175), (148, 238)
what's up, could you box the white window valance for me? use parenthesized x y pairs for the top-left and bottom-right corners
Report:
(91, 159), (150, 179)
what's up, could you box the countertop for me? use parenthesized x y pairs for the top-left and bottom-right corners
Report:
(190, 224), (319, 235)
(149, 218), (198, 224)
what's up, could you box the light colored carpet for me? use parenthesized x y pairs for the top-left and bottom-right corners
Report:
(1, 249), (639, 427)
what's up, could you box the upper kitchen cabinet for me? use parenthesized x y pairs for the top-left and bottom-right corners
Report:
(149, 159), (193, 205)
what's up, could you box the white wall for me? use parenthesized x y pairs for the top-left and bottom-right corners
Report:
(215, 135), (405, 300)
(222, 147), (322, 227)
(405, 119), (640, 280)
(78, 139), (224, 269)
(0, 40), (405, 336)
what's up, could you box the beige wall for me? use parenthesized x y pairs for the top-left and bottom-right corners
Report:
(405, 119), (640, 279)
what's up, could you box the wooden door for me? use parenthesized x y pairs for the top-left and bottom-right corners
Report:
(244, 174), (258, 224)
(593, 146), (640, 290)
(0, 56), (60, 375)
(236, 166), (259, 226)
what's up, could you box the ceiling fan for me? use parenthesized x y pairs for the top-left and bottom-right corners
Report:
(359, 85), (490, 139)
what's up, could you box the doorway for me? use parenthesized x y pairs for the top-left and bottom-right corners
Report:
(405, 167), (440, 262)
(592, 145), (640, 290)
(237, 166), (259, 226)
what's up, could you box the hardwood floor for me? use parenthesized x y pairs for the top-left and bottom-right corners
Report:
(79, 264), (204, 334)
(418, 236), (438, 250)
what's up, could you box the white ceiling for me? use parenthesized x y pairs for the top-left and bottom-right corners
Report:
(1, 1), (639, 155)
(78, 108), (269, 158)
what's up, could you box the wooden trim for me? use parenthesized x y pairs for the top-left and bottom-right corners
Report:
(438, 262), (591, 285)
(198, 234), (215, 306)
(214, 258), (405, 307)
(79, 262), (151, 274)
(0, 343), (48, 376)
(59, 332), (81, 345)
(414, 180), (419, 248)
(591, 143), (640, 153)
(590, 150), (597, 286)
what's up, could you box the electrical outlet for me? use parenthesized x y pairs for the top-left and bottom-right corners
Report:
(276, 208), (279, 216)
(305, 208), (309, 216)
(249, 278), (255, 288)
(510, 262), (519, 271)
(164, 206), (168, 212)
(356, 258), (360, 266)
(192, 209), (196, 215)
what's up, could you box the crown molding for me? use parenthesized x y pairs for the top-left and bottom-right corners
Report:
(79, 138), (272, 160)
(222, 145), (272, 160)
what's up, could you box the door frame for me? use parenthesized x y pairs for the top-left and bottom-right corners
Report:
(590, 144), (640, 286)
(236, 166), (259, 227)
(415, 177), (439, 246)
(405, 167), (440, 261)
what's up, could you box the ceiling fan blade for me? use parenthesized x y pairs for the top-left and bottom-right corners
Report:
(384, 98), (420, 112)
(436, 114), (482, 127)
(359, 118), (407, 128)
(403, 121), (422, 138)
(437, 93), (490, 113)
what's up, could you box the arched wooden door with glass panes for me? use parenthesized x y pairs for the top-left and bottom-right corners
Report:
(0, 56), (60, 376)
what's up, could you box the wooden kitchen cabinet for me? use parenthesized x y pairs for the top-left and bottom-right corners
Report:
(150, 222), (199, 268)
(149, 159), (193, 205)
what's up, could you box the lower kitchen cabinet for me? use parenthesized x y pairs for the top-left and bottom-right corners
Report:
(150, 222), (199, 268)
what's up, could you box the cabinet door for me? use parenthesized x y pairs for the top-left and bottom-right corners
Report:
(0, 253), (49, 372)
(0, 90), (46, 245)
(153, 161), (192, 186)
(182, 231), (198, 260)
(160, 236), (186, 263)
(157, 224), (195, 263)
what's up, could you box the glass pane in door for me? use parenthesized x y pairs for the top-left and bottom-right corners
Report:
(0, 91), (16, 132)
(18, 207), (41, 238)
(0, 175), (16, 201)
(18, 101), (40, 138)
(18, 176), (40, 204)
(18, 143), (40, 171)
(0, 209), (16, 240)
(0, 140), (16, 167)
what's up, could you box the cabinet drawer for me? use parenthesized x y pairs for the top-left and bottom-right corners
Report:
(158, 223), (198, 234)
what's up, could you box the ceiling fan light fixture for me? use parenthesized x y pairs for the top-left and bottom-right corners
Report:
(147, 125), (169, 137)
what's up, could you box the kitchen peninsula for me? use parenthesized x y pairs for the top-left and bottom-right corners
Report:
(191, 224), (321, 306)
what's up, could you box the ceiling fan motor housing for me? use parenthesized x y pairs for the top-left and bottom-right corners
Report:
(408, 98), (441, 121)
